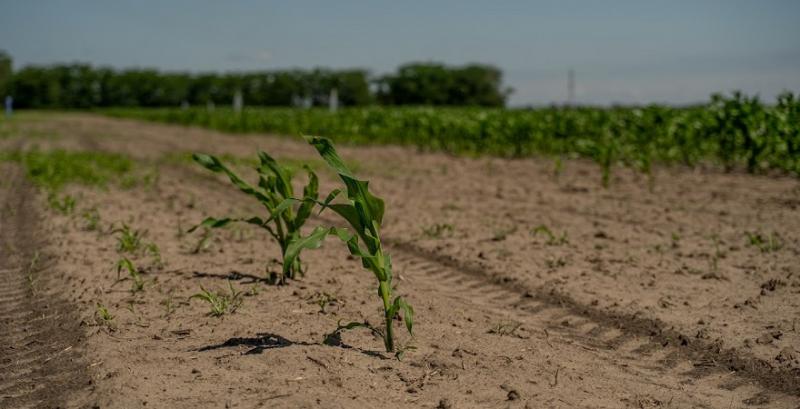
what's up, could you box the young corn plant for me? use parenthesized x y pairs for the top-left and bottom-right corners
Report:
(190, 282), (243, 317)
(114, 223), (144, 253)
(116, 257), (144, 293)
(95, 303), (115, 327)
(189, 152), (320, 284)
(532, 225), (569, 246)
(48, 193), (76, 215)
(745, 231), (783, 253)
(303, 135), (414, 354)
(82, 208), (101, 231)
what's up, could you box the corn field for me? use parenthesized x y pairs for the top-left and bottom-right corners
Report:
(105, 91), (800, 176)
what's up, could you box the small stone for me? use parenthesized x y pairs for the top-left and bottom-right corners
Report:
(436, 398), (453, 409)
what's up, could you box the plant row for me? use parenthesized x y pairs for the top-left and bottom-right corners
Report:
(105, 91), (800, 177)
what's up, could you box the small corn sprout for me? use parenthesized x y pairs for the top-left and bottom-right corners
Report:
(95, 303), (115, 326)
(745, 231), (783, 253)
(114, 223), (144, 253)
(82, 208), (101, 231)
(190, 282), (243, 317)
(531, 224), (568, 246)
(48, 193), (76, 215)
(421, 223), (454, 239)
(116, 257), (144, 293)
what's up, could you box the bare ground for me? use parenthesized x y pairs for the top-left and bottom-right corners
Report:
(1, 113), (799, 408)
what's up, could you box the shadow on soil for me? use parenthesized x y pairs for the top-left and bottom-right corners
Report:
(197, 332), (388, 359)
(191, 270), (274, 284)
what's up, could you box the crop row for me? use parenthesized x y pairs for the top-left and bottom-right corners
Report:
(104, 92), (800, 178)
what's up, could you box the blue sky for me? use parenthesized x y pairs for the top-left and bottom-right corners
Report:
(1, 0), (798, 106)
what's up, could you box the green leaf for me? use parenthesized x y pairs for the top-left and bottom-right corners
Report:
(268, 199), (297, 222)
(323, 320), (381, 346)
(294, 166), (319, 229)
(393, 296), (414, 336)
(282, 226), (331, 277)
(318, 188), (342, 214)
(187, 216), (265, 233)
(304, 135), (355, 178)
(258, 151), (293, 198)
(304, 136), (385, 226)
(193, 153), (271, 204)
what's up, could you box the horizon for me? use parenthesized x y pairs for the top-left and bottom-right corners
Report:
(1, 0), (798, 106)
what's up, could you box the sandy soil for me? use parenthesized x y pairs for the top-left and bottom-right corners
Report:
(1, 113), (798, 408)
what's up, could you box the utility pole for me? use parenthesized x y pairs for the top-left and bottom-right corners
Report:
(233, 90), (243, 113)
(567, 69), (575, 106)
(329, 88), (338, 113)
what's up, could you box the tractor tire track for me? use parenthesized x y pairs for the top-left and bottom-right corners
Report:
(387, 239), (800, 405)
(0, 165), (92, 408)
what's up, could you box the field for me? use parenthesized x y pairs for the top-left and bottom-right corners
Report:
(1, 112), (799, 408)
(104, 92), (800, 178)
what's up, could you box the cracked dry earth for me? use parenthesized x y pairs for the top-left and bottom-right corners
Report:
(0, 113), (798, 408)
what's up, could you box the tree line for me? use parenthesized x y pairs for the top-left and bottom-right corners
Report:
(0, 51), (509, 109)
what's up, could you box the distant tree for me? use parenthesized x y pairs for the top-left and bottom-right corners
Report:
(377, 63), (509, 107)
(0, 50), (11, 98)
(2, 60), (504, 108)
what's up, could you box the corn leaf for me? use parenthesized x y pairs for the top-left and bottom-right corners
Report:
(293, 165), (319, 229)
(304, 136), (384, 226)
(193, 153), (271, 203)
(282, 226), (331, 277)
(257, 151), (293, 198)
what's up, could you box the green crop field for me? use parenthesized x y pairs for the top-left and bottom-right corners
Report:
(104, 92), (800, 181)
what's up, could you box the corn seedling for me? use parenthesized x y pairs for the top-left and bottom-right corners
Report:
(95, 303), (115, 326)
(145, 242), (163, 267)
(309, 291), (341, 313)
(82, 208), (101, 231)
(26, 250), (40, 291)
(532, 225), (569, 245)
(671, 232), (681, 249)
(48, 193), (76, 215)
(116, 257), (144, 293)
(189, 152), (321, 284)
(190, 282), (243, 317)
(745, 231), (783, 253)
(552, 156), (563, 178)
(422, 223), (454, 239)
(305, 135), (414, 353)
(161, 295), (177, 317)
(114, 223), (144, 253)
